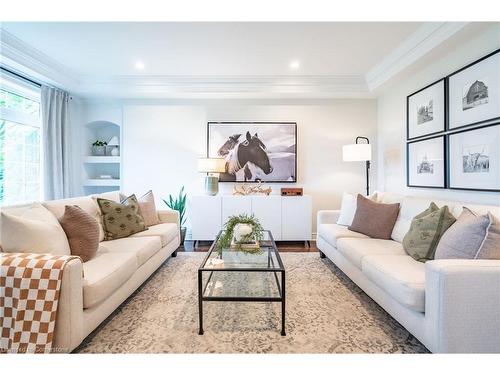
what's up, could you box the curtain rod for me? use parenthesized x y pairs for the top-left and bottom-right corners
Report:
(0, 66), (42, 88)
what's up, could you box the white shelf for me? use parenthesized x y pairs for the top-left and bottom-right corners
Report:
(84, 179), (121, 187)
(84, 156), (121, 164)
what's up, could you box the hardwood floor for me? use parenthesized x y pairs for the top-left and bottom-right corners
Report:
(180, 240), (319, 253)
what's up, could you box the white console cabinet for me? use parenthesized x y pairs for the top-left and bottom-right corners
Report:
(190, 195), (312, 241)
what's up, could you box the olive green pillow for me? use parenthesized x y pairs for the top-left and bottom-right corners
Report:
(97, 195), (147, 241)
(402, 202), (456, 262)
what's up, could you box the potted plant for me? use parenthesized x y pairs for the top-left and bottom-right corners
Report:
(163, 187), (187, 246)
(92, 140), (107, 156)
(216, 214), (264, 254)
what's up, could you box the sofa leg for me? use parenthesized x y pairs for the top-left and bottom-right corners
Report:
(172, 250), (178, 258)
(319, 251), (326, 259)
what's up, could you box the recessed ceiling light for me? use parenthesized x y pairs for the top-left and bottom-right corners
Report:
(289, 60), (300, 70)
(134, 61), (145, 70)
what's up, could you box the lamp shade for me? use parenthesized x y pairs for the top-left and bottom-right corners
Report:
(198, 158), (226, 173)
(342, 143), (372, 161)
(107, 136), (119, 146)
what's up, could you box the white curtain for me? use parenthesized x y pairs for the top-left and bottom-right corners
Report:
(41, 86), (72, 200)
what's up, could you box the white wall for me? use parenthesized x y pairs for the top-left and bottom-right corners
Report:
(377, 24), (500, 206)
(121, 99), (377, 234)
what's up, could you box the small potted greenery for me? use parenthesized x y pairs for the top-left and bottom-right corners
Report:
(163, 187), (187, 245)
(92, 140), (107, 156)
(216, 214), (264, 254)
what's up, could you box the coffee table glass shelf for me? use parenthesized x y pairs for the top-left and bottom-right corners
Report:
(198, 230), (286, 336)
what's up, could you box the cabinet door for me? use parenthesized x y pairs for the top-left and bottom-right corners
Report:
(190, 196), (222, 240)
(251, 196), (282, 240)
(281, 196), (312, 240)
(221, 196), (252, 225)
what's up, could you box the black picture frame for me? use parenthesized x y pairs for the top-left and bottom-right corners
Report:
(407, 134), (447, 189)
(446, 122), (500, 192)
(446, 48), (500, 131)
(406, 78), (447, 141)
(207, 121), (298, 183)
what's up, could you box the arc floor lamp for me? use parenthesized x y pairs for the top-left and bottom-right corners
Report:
(342, 136), (372, 196)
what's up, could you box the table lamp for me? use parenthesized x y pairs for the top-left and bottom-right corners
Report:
(198, 158), (226, 195)
(342, 136), (372, 195)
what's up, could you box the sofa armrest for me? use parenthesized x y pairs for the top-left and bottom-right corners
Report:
(425, 259), (500, 353)
(317, 210), (340, 226)
(157, 209), (180, 228)
(52, 257), (84, 353)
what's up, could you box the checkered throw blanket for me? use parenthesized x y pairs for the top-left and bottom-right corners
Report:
(0, 253), (81, 354)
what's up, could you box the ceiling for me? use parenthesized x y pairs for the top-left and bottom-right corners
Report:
(0, 22), (485, 98)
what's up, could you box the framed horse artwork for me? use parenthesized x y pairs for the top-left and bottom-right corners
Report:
(207, 122), (297, 183)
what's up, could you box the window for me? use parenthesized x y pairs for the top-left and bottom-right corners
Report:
(0, 71), (42, 206)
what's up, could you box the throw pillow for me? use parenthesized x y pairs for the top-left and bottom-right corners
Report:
(337, 192), (378, 226)
(348, 194), (400, 239)
(97, 195), (147, 241)
(137, 190), (160, 227)
(434, 207), (491, 259)
(402, 202), (456, 262)
(475, 214), (500, 260)
(1, 202), (71, 255)
(59, 205), (100, 262)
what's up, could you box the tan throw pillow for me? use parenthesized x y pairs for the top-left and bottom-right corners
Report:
(476, 215), (500, 260)
(97, 195), (147, 241)
(434, 207), (491, 259)
(1, 202), (71, 255)
(59, 205), (100, 262)
(402, 203), (456, 262)
(138, 190), (160, 227)
(348, 194), (400, 239)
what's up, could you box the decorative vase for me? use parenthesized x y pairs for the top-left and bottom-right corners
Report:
(92, 145), (106, 156)
(233, 223), (253, 242)
(180, 227), (187, 246)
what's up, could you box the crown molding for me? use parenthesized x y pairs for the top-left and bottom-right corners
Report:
(365, 22), (468, 91)
(0, 28), (80, 88)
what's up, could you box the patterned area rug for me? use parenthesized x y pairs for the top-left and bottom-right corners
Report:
(75, 252), (428, 353)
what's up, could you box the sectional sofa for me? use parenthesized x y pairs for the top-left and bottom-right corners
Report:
(317, 192), (500, 353)
(0, 191), (180, 352)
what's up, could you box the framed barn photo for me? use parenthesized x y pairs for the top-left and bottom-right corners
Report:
(407, 135), (446, 189)
(447, 123), (500, 192)
(407, 78), (446, 140)
(207, 122), (297, 183)
(448, 48), (500, 130)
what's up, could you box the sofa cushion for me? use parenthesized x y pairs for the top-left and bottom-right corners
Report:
(349, 195), (400, 240)
(43, 196), (105, 242)
(362, 255), (425, 312)
(82, 251), (137, 308)
(138, 190), (160, 227)
(1, 203), (71, 255)
(336, 237), (406, 269)
(129, 223), (178, 246)
(318, 223), (369, 248)
(99, 236), (162, 266)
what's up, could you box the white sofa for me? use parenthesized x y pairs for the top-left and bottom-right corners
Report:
(317, 192), (500, 353)
(0, 191), (180, 352)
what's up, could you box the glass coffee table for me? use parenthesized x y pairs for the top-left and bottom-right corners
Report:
(198, 230), (286, 336)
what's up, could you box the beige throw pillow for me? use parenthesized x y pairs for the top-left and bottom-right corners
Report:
(1, 202), (71, 255)
(138, 190), (160, 227)
(475, 214), (500, 260)
(434, 207), (491, 259)
(97, 195), (147, 241)
(59, 205), (100, 262)
(348, 194), (400, 239)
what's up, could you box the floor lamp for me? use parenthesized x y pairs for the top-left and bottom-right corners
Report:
(342, 136), (372, 196)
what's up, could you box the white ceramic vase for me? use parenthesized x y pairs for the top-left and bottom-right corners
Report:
(233, 223), (253, 242)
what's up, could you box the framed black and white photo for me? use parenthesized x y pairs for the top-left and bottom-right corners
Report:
(407, 135), (446, 188)
(407, 79), (446, 140)
(448, 48), (500, 130)
(207, 122), (297, 183)
(448, 123), (500, 192)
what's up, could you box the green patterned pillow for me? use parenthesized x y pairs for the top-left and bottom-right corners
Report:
(403, 202), (456, 262)
(97, 195), (147, 241)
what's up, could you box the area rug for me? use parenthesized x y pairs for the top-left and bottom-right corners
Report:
(75, 252), (428, 353)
